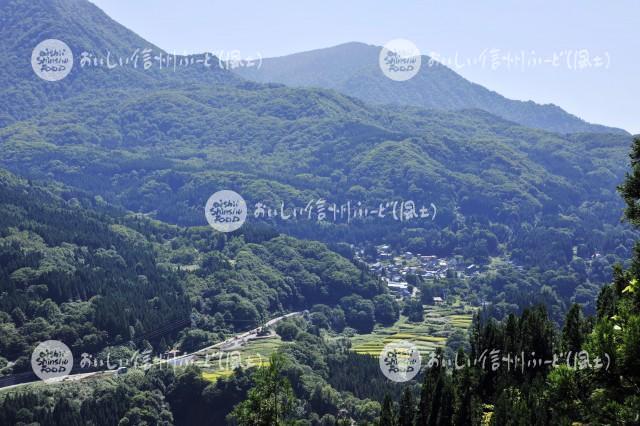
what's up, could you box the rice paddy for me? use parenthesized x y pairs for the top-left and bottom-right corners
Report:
(198, 303), (474, 382)
(198, 335), (282, 382)
(350, 303), (474, 357)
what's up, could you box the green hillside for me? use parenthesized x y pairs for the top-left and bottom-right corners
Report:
(0, 0), (634, 326)
(0, 0), (638, 424)
(0, 167), (386, 377)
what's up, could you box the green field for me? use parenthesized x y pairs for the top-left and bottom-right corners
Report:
(350, 303), (474, 357)
(198, 335), (283, 382)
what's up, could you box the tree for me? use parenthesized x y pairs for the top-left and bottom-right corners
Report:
(402, 299), (424, 323)
(547, 366), (580, 422)
(179, 329), (212, 352)
(562, 303), (586, 353)
(339, 295), (375, 333)
(416, 350), (452, 426)
(167, 365), (210, 425)
(619, 136), (640, 226)
(374, 294), (400, 326)
(230, 353), (294, 425)
(397, 388), (414, 426)
(379, 394), (396, 426)
(452, 349), (477, 426)
(275, 320), (301, 341)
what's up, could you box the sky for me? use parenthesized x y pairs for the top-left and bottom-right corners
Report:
(91, 0), (639, 134)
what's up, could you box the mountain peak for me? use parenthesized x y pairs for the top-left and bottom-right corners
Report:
(235, 41), (626, 135)
(0, 0), (157, 54)
(0, 0), (236, 126)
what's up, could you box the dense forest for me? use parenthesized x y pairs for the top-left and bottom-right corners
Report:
(0, 0), (638, 424)
(0, 139), (639, 425)
(1, 75), (635, 324)
(0, 2), (634, 268)
(0, 2), (636, 334)
(0, 167), (393, 380)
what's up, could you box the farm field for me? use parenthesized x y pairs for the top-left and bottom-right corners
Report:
(350, 303), (474, 357)
(198, 335), (283, 382)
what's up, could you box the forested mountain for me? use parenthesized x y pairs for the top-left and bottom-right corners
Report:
(0, 166), (190, 373)
(0, 0), (638, 424)
(1, 82), (635, 313)
(0, 165), (397, 424)
(0, 167), (386, 377)
(0, 0), (634, 320)
(373, 137), (640, 425)
(235, 42), (628, 135)
(0, 0), (236, 127)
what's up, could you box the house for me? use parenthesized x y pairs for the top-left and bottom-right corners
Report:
(433, 296), (444, 305)
(387, 281), (411, 298)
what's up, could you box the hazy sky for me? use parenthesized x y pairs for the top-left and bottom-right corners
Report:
(91, 0), (639, 134)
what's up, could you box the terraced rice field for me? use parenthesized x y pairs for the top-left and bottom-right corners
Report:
(200, 335), (281, 382)
(202, 369), (235, 382)
(351, 304), (474, 357)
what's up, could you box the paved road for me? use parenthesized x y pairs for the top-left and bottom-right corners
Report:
(0, 311), (302, 392)
(168, 311), (301, 362)
(0, 370), (115, 392)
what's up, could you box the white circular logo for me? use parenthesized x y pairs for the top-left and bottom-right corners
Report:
(31, 340), (73, 381)
(379, 39), (421, 81)
(205, 190), (247, 233)
(379, 340), (421, 382)
(31, 39), (74, 81)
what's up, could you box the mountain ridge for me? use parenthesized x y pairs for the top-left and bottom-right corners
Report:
(0, 0), (238, 127)
(235, 41), (627, 135)
(0, 0), (634, 277)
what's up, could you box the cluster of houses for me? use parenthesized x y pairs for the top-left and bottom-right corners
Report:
(355, 245), (484, 302)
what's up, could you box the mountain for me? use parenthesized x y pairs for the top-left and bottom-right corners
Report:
(235, 42), (627, 135)
(0, 166), (385, 376)
(0, 0), (634, 315)
(0, 166), (191, 370)
(0, 77), (632, 272)
(0, 1), (638, 424)
(0, 0), (236, 127)
(0, 0), (633, 262)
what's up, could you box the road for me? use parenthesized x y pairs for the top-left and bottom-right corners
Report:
(0, 311), (302, 392)
(170, 311), (301, 361)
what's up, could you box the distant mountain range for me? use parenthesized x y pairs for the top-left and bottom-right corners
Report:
(235, 42), (627, 135)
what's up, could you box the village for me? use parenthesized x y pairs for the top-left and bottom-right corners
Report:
(354, 244), (484, 302)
